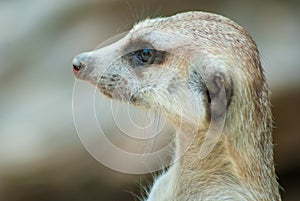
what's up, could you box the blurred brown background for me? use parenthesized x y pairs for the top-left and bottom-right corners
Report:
(0, 0), (299, 200)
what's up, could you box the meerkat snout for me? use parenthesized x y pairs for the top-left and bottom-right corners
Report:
(72, 52), (92, 76)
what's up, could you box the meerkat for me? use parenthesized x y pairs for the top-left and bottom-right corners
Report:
(72, 11), (281, 201)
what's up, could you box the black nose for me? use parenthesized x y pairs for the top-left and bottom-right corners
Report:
(72, 52), (90, 74)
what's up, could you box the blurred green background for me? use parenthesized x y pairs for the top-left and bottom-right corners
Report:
(0, 0), (299, 200)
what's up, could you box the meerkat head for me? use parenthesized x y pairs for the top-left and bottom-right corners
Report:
(73, 11), (263, 129)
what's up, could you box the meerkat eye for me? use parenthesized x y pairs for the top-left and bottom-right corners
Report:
(133, 49), (156, 65)
(126, 48), (165, 67)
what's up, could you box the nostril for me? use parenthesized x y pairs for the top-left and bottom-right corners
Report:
(72, 57), (84, 74)
(73, 62), (82, 74)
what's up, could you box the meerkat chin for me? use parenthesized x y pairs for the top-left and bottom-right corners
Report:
(73, 11), (281, 201)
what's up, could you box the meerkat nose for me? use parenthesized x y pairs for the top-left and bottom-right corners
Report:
(72, 52), (90, 74)
(72, 58), (81, 74)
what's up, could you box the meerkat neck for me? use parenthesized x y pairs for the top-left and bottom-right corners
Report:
(172, 85), (281, 200)
(173, 127), (280, 200)
(176, 128), (233, 175)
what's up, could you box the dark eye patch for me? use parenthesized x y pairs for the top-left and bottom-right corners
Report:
(123, 48), (166, 67)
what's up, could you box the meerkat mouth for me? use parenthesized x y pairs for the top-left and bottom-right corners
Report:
(98, 87), (113, 98)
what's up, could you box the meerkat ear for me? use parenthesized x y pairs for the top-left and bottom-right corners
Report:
(187, 65), (233, 121)
(197, 73), (233, 159)
(206, 72), (233, 121)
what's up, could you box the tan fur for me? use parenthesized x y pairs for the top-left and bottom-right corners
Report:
(73, 11), (281, 201)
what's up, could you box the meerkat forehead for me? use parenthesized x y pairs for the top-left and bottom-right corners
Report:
(130, 11), (260, 71)
(133, 11), (240, 31)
